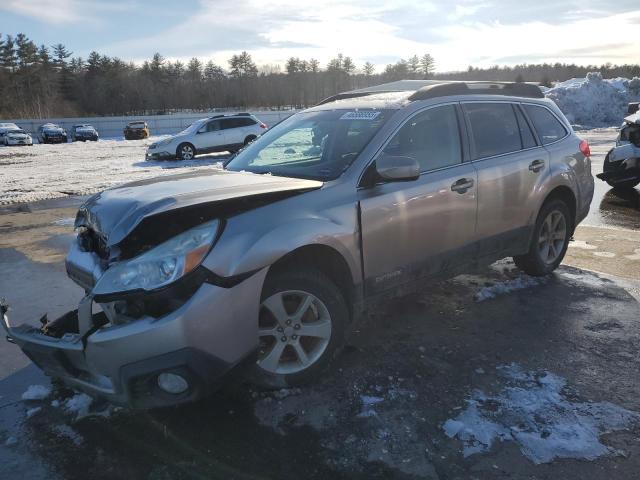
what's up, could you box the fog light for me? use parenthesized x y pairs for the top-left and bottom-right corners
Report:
(157, 372), (189, 394)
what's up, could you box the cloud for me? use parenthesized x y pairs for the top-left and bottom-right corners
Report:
(0, 0), (132, 25)
(26, 0), (640, 72)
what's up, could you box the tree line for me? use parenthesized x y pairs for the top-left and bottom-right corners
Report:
(1, 32), (639, 119)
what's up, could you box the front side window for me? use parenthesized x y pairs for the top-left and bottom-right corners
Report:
(524, 104), (568, 145)
(206, 120), (220, 132)
(382, 105), (462, 172)
(225, 109), (393, 181)
(464, 103), (521, 159)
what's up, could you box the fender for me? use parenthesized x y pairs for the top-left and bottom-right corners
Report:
(202, 213), (361, 286)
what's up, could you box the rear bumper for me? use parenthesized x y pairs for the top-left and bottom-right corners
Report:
(2, 267), (267, 409)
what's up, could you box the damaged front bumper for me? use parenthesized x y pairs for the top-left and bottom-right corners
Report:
(597, 143), (640, 185)
(1, 267), (266, 409)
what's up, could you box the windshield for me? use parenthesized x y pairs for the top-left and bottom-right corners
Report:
(8, 129), (23, 134)
(225, 109), (393, 181)
(178, 120), (207, 135)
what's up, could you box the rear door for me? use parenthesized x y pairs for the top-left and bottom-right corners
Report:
(220, 118), (244, 147)
(193, 119), (226, 152)
(359, 104), (478, 296)
(462, 102), (550, 258)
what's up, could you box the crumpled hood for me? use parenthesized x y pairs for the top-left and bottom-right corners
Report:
(75, 169), (323, 247)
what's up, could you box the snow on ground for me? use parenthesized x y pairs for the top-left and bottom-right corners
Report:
(0, 136), (224, 205)
(443, 363), (638, 463)
(546, 72), (640, 127)
(21, 384), (51, 400)
(473, 274), (548, 302)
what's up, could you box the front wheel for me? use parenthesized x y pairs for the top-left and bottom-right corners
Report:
(514, 199), (571, 276)
(176, 143), (195, 160)
(247, 269), (348, 389)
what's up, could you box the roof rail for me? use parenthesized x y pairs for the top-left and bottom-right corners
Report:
(408, 82), (544, 100)
(208, 114), (225, 119)
(316, 92), (383, 106)
(236, 112), (252, 116)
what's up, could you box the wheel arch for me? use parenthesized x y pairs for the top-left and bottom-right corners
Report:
(540, 185), (577, 232)
(266, 244), (357, 321)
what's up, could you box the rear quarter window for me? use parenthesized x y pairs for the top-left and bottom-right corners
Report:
(523, 104), (568, 145)
(463, 103), (522, 159)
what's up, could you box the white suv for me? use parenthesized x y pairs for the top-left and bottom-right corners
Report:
(146, 113), (268, 161)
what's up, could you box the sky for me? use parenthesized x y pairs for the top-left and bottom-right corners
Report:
(1, 0), (639, 73)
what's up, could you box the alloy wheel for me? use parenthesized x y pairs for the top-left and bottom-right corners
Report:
(257, 290), (332, 375)
(180, 145), (194, 160)
(537, 210), (567, 264)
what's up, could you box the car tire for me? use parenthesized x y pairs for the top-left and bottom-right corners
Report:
(176, 143), (196, 160)
(513, 199), (571, 276)
(247, 268), (348, 389)
(244, 135), (257, 146)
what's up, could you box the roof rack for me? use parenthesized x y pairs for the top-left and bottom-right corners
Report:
(408, 81), (544, 100)
(208, 114), (225, 119)
(317, 80), (544, 106)
(236, 112), (252, 116)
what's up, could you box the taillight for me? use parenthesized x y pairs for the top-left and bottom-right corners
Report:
(579, 139), (590, 157)
(260, 123), (267, 129)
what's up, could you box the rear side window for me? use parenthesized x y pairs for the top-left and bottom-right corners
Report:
(221, 118), (254, 129)
(382, 105), (462, 172)
(514, 106), (537, 149)
(464, 103), (521, 159)
(523, 105), (567, 145)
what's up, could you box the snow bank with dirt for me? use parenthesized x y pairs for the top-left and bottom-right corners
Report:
(545, 72), (640, 127)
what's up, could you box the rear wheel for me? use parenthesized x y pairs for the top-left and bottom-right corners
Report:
(244, 135), (257, 146)
(514, 199), (571, 276)
(247, 269), (347, 389)
(177, 143), (196, 160)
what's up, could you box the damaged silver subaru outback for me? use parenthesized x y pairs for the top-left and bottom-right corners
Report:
(2, 81), (594, 409)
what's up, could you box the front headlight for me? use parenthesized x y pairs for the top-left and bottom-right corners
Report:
(93, 219), (219, 296)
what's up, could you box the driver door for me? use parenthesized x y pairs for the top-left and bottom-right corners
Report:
(358, 104), (478, 296)
(193, 119), (226, 153)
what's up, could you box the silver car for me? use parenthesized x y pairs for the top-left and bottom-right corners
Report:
(2, 81), (594, 409)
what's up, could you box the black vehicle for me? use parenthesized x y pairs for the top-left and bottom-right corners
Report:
(597, 103), (640, 190)
(71, 124), (99, 142)
(37, 123), (68, 144)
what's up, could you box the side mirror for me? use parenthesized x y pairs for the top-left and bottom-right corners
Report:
(376, 154), (420, 182)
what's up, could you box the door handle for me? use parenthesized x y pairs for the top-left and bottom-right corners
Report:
(451, 178), (474, 193)
(529, 159), (545, 172)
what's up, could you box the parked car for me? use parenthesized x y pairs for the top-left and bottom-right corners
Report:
(2, 127), (33, 146)
(596, 102), (640, 190)
(37, 123), (68, 144)
(0, 122), (20, 144)
(146, 113), (268, 161)
(71, 124), (99, 142)
(2, 80), (594, 409)
(124, 121), (150, 140)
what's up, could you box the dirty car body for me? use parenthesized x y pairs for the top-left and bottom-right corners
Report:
(2, 81), (594, 409)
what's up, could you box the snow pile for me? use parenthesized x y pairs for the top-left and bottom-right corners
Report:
(545, 72), (640, 126)
(474, 274), (547, 302)
(63, 393), (94, 420)
(443, 364), (638, 463)
(21, 384), (52, 400)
